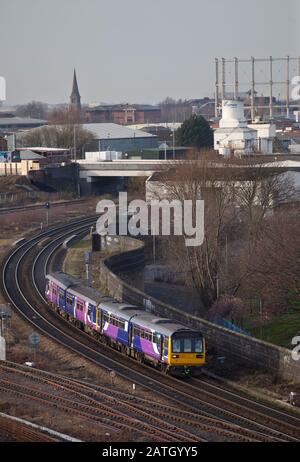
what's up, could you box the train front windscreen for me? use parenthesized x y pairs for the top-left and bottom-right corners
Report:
(171, 332), (203, 354)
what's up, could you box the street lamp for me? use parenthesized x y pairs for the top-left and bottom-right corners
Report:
(214, 274), (220, 299)
(170, 127), (175, 160)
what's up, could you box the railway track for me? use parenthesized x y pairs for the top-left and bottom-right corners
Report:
(1, 216), (300, 442)
(0, 360), (266, 443)
(0, 198), (86, 215)
(0, 413), (60, 442)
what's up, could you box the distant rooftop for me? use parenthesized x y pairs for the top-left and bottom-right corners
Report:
(86, 104), (160, 112)
(0, 117), (47, 127)
(83, 123), (157, 140)
(19, 151), (45, 161)
(20, 147), (70, 153)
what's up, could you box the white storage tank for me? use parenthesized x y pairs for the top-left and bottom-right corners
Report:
(219, 100), (248, 129)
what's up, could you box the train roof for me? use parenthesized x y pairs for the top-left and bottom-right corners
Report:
(47, 272), (201, 337)
(67, 283), (114, 305)
(46, 272), (80, 290)
(130, 312), (194, 337)
(100, 301), (145, 321)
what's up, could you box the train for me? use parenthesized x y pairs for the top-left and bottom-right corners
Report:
(45, 271), (206, 377)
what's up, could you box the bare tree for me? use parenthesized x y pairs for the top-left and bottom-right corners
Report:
(244, 210), (300, 313)
(16, 101), (48, 120)
(151, 153), (297, 310)
(47, 106), (82, 125)
(207, 295), (250, 326)
(20, 106), (94, 156)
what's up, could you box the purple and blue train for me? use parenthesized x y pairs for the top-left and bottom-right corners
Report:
(45, 271), (206, 376)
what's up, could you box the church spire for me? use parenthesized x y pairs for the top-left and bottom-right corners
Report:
(70, 69), (81, 110)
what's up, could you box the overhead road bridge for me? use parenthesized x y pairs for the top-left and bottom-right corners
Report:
(77, 159), (173, 195)
(77, 159), (172, 178)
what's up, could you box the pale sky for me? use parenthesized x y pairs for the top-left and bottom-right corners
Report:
(0, 0), (299, 105)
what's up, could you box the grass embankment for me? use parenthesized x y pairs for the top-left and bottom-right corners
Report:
(63, 238), (91, 279)
(63, 236), (120, 293)
(246, 312), (300, 349)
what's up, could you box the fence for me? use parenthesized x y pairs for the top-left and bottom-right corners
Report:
(0, 163), (22, 176)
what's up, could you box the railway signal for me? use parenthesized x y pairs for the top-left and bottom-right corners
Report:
(44, 202), (50, 227)
(28, 332), (41, 362)
(0, 303), (11, 359)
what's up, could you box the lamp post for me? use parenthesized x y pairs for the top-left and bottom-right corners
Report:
(170, 127), (175, 160)
(214, 274), (220, 299)
(73, 125), (77, 161)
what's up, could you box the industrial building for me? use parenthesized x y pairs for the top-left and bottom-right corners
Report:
(0, 116), (47, 133)
(146, 160), (300, 207)
(84, 103), (161, 125)
(214, 100), (276, 156)
(83, 122), (158, 153)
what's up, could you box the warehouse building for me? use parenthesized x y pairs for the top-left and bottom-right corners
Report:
(83, 122), (158, 153)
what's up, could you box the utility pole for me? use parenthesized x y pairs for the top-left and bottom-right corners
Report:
(259, 298), (263, 339)
(171, 128), (175, 160)
(298, 57), (300, 115)
(215, 58), (219, 118)
(251, 56), (255, 122)
(234, 57), (239, 100)
(286, 55), (290, 118)
(269, 56), (273, 120)
(221, 57), (226, 101)
(73, 125), (77, 161)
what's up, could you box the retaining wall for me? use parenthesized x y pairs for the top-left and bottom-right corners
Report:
(100, 237), (300, 383)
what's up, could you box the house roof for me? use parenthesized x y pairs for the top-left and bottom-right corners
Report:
(19, 150), (45, 161)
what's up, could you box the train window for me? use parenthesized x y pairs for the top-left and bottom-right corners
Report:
(195, 339), (203, 353)
(184, 338), (192, 353)
(172, 336), (203, 353)
(172, 338), (181, 353)
(153, 334), (161, 344)
(133, 326), (141, 337)
(76, 302), (84, 311)
(87, 306), (92, 318)
(103, 312), (109, 324)
(118, 320), (125, 330)
(66, 296), (73, 305)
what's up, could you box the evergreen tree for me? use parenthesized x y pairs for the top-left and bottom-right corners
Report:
(176, 115), (213, 149)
